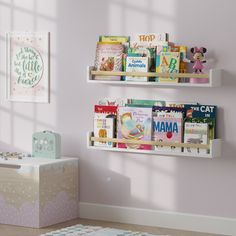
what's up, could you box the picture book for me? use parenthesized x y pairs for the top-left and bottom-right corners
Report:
(133, 33), (169, 47)
(152, 106), (185, 116)
(179, 46), (188, 73)
(94, 105), (118, 119)
(178, 46), (189, 83)
(94, 42), (124, 81)
(117, 106), (152, 150)
(98, 98), (128, 106)
(127, 46), (156, 72)
(184, 104), (217, 118)
(152, 111), (183, 152)
(99, 35), (130, 57)
(129, 99), (166, 107)
(165, 101), (198, 108)
(184, 104), (217, 140)
(155, 45), (170, 82)
(99, 36), (130, 43)
(156, 52), (180, 83)
(94, 118), (115, 148)
(125, 56), (149, 82)
(125, 104), (153, 108)
(184, 122), (209, 154)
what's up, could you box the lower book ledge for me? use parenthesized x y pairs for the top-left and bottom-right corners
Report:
(87, 132), (222, 158)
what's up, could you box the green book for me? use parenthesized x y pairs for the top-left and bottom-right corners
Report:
(129, 99), (166, 107)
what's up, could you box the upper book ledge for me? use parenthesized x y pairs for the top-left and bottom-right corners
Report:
(87, 66), (222, 88)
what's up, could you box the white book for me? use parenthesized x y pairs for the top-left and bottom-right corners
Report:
(184, 122), (209, 154)
(93, 118), (115, 147)
(97, 98), (128, 106)
(134, 33), (169, 43)
(125, 56), (149, 82)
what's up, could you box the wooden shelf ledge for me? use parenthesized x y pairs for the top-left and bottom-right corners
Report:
(87, 132), (222, 158)
(87, 66), (222, 88)
(90, 70), (209, 79)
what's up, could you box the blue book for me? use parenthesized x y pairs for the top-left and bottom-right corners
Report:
(184, 104), (217, 140)
(184, 105), (217, 118)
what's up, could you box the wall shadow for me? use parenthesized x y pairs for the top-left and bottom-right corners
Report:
(54, 0), (236, 220)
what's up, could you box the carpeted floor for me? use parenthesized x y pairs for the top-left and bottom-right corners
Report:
(40, 224), (166, 236)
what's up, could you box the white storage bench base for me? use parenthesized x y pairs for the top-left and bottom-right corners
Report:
(0, 157), (79, 228)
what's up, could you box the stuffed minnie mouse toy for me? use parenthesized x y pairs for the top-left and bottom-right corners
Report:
(190, 47), (209, 83)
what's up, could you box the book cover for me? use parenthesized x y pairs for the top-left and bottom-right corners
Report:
(184, 104), (217, 140)
(156, 52), (180, 83)
(155, 45), (170, 82)
(152, 106), (185, 115)
(184, 104), (216, 118)
(127, 46), (156, 72)
(165, 101), (198, 108)
(125, 56), (149, 81)
(184, 122), (209, 154)
(129, 99), (166, 107)
(94, 42), (124, 81)
(134, 33), (169, 47)
(99, 35), (129, 59)
(117, 106), (152, 150)
(99, 36), (130, 43)
(94, 118), (115, 147)
(94, 105), (118, 119)
(178, 46), (189, 83)
(153, 111), (183, 152)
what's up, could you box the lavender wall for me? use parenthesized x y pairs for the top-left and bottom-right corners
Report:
(0, 0), (235, 219)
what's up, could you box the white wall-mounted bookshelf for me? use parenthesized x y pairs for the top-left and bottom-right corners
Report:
(87, 66), (222, 88)
(87, 132), (222, 158)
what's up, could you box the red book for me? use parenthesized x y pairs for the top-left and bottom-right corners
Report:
(94, 105), (117, 117)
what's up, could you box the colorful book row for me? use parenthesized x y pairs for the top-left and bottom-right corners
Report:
(93, 33), (211, 84)
(92, 99), (217, 155)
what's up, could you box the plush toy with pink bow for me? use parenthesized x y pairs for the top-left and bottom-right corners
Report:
(190, 47), (208, 83)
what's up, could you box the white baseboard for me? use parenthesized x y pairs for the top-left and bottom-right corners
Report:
(79, 202), (236, 235)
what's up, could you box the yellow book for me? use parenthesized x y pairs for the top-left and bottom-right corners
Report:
(157, 52), (180, 83)
(99, 36), (130, 43)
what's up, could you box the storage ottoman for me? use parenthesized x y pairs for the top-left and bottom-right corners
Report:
(0, 157), (79, 228)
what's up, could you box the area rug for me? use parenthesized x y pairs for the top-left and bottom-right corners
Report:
(40, 224), (166, 236)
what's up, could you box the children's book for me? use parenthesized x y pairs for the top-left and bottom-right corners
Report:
(99, 36), (130, 43)
(184, 122), (209, 154)
(125, 56), (149, 82)
(97, 98), (128, 106)
(155, 45), (170, 82)
(94, 42), (124, 81)
(152, 111), (183, 152)
(117, 106), (152, 150)
(94, 118), (115, 147)
(165, 101), (198, 108)
(156, 52), (180, 83)
(99, 36), (130, 75)
(184, 104), (217, 140)
(129, 99), (166, 107)
(94, 105), (117, 147)
(172, 46), (190, 83)
(127, 46), (156, 73)
(94, 105), (118, 119)
(133, 33), (169, 47)
(152, 106), (185, 115)
(179, 46), (188, 73)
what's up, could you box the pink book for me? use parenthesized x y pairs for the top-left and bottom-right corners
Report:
(117, 106), (152, 150)
(152, 111), (183, 152)
(94, 42), (124, 81)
